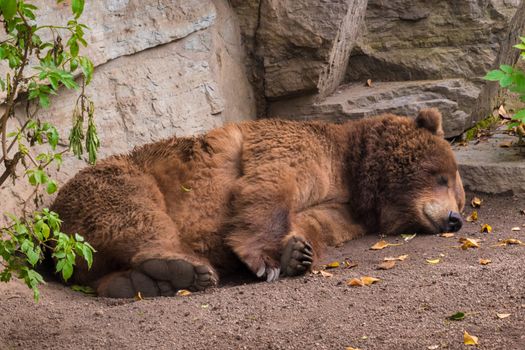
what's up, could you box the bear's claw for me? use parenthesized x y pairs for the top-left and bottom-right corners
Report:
(280, 235), (314, 277)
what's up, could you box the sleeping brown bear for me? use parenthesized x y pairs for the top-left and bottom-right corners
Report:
(51, 108), (465, 298)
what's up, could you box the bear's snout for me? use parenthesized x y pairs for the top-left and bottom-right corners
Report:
(446, 211), (463, 232)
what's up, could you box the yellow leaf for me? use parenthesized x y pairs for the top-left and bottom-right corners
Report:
(426, 258), (440, 264)
(496, 313), (511, 319)
(176, 289), (192, 297)
(511, 227), (521, 231)
(440, 233), (455, 238)
(459, 237), (480, 250)
(377, 260), (396, 270)
(343, 260), (358, 268)
(384, 254), (408, 262)
(325, 261), (340, 269)
(401, 233), (417, 241)
(499, 141), (513, 148)
(366, 79), (372, 87)
(471, 197), (482, 208)
(361, 276), (380, 286)
(466, 211), (478, 222)
(480, 223), (492, 233)
(479, 259), (492, 265)
(346, 347), (362, 350)
(347, 278), (364, 287)
(463, 331), (479, 345)
(134, 291), (143, 301)
(181, 184), (192, 192)
(370, 240), (402, 250)
(494, 238), (524, 246)
(320, 270), (333, 278)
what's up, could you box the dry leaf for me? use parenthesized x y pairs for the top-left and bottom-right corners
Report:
(426, 258), (440, 264)
(176, 289), (192, 297)
(346, 347), (362, 350)
(343, 260), (358, 268)
(347, 276), (380, 287)
(471, 197), (482, 208)
(311, 270), (320, 275)
(511, 227), (521, 231)
(427, 346), (439, 350)
(377, 260), (396, 270)
(466, 211), (478, 222)
(181, 185), (192, 192)
(347, 278), (364, 287)
(463, 331), (479, 346)
(459, 237), (480, 250)
(401, 233), (417, 241)
(370, 240), (402, 250)
(480, 223), (492, 233)
(493, 238), (524, 246)
(479, 259), (492, 265)
(496, 313), (511, 319)
(134, 292), (143, 301)
(498, 104), (509, 119)
(440, 233), (455, 238)
(499, 141), (513, 148)
(325, 261), (340, 269)
(366, 79), (372, 87)
(320, 270), (333, 278)
(361, 276), (380, 286)
(384, 254), (408, 262)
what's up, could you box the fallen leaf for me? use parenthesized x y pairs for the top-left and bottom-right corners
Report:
(401, 233), (417, 241)
(177, 289), (192, 297)
(311, 270), (320, 275)
(325, 261), (340, 269)
(479, 259), (492, 265)
(427, 346), (439, 350)
(181, 185), (192, 192)
(448, 311), (466, 321)
(134, 292), (143, 301)
(361, 276), (380, 286)
(346, 347), (362, 350)
(440, 233), (455, 238)
(426, 258), (440, 264)
(493, 238), (524, 246)
(480, 223), (492, 233)
(366, 79), (372, 87)
(511, 227), (521, 231)
(499, 104), (509, 119)
(320, 270), (333, 278)
(370, 240), (402, 250)
(384, 254), (408, 262)
(343, 260), (358, 268)
(459, 237), (480, 250)
(463, 331), (479, 346)
(496, 313), (511, 319)
(471, 197), (482, 208)
(347, 278), (364, 287)
(466, 211), (478, 222)
(499, 141), (513, 148)
(377, 260), (396, 270)
(347, 276), (380, 287)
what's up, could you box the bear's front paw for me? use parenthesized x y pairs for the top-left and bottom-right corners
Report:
(280, 235), (313, 277)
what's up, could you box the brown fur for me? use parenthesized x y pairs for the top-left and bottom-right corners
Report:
(50, 109), (464, 295)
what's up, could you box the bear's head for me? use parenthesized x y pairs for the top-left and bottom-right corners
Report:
(350, 108), (465, 235)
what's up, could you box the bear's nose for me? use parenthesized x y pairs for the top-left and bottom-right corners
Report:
(447, 211), (463, 232)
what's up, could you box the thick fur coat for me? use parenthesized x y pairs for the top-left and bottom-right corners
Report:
(51, 109), (465, 298)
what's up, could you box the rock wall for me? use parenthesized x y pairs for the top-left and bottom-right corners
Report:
(0, 0), (256, 221)
(270, 0), (525, 138)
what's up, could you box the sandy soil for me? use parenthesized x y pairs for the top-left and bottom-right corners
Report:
(1, 191), (524, 350)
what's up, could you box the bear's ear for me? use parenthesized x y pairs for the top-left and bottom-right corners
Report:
(415, 108), (444, 137)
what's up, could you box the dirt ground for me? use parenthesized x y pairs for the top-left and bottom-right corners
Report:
(0, 191), (524, 350)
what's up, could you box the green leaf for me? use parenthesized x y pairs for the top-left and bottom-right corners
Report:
(500, 75), (513, 88)
(61, 260), (73, 281)
(71, 284), (95, 295)
(0, 0), (17, 20)
(69, 39), (79, 57)
(39, 94), (50, 108)
(514, 43), (525, 50)
(483, 70), (506, 81)
(79, 56), (94, 84)
(499, 65), (514, 74)
(46, 180), (58, 194)
(82, 244), (93, 268)
(448, 312), (466, 321)
(72, 0), (84, 19)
